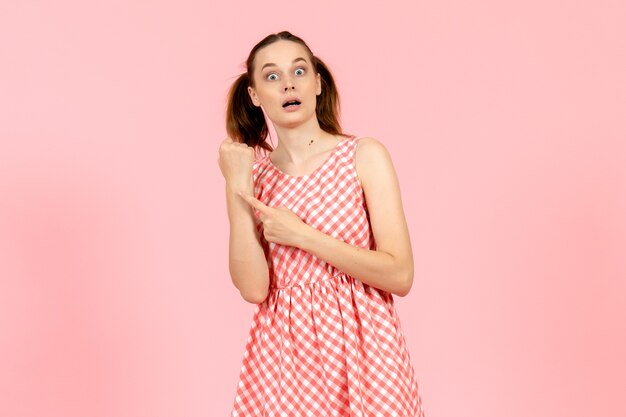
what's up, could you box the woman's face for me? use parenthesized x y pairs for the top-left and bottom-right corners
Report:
(247, 40), (321, 128)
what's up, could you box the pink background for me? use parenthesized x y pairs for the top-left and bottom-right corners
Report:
(1, 1), (625, 416)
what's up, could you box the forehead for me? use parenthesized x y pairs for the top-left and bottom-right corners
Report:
(254, 40), (310, 69)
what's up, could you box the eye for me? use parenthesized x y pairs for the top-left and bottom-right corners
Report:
(266, 73), (279, 81)
(295, 67), (305, 76)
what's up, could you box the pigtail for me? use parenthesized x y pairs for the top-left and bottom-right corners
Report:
(225, 72), (273, 152)
(313, 56), (345, 136)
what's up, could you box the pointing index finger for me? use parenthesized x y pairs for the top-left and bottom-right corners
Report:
(237, 191), (270, 214)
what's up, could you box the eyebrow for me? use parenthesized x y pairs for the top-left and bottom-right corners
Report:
(261, 57), (308, 71)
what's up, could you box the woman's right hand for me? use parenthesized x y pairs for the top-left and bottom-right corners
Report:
(218, 137), (255, 191)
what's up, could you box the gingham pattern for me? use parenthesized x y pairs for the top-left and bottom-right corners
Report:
(230, 135), (425, 417)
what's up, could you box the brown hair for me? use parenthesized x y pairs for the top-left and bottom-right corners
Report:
(225, 31), (349, 154)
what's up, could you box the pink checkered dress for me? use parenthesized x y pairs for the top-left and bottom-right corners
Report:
(230, 135), (426, 417)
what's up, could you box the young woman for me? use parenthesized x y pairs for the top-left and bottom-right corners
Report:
(218, 31), (426, 417)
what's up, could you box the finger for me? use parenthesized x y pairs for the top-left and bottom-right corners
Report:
(237, 191), (271, 214)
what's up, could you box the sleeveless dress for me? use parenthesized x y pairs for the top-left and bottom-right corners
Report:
(230, 134), (426, 417)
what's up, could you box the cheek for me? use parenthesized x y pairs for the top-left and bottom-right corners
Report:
(302, 79), (317, 96)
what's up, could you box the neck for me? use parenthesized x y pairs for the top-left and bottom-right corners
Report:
(271, 118), (337, 164)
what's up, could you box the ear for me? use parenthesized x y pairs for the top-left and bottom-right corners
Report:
(247, 86), (261, 107)
(316, 73), (322, 96)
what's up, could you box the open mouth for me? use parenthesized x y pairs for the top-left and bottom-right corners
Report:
(282, 100), (301, 108)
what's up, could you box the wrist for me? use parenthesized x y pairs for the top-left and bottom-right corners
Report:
(297, 223), (316, 251)
(226, 180), (253, 195)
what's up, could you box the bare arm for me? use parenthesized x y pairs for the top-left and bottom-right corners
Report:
(226, 178), (270, 304)
(297, 137), (414, 296)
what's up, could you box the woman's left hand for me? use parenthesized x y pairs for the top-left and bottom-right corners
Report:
(237, 191), (309, 248)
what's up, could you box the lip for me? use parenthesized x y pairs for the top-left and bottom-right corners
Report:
(282, 96), (301, 107)
(282, 96), (302, 112)
(283, 102), (301, 112)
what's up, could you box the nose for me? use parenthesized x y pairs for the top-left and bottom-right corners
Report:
(283, 76), (295, 91)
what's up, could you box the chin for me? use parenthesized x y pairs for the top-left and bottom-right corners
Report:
(274, 119), (305, 129)
(271, 111), (315, 129)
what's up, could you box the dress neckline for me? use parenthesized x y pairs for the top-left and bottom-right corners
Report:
(266, 135), (353, 179)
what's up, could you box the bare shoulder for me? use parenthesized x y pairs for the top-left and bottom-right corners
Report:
(354, 136), (395, 187)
